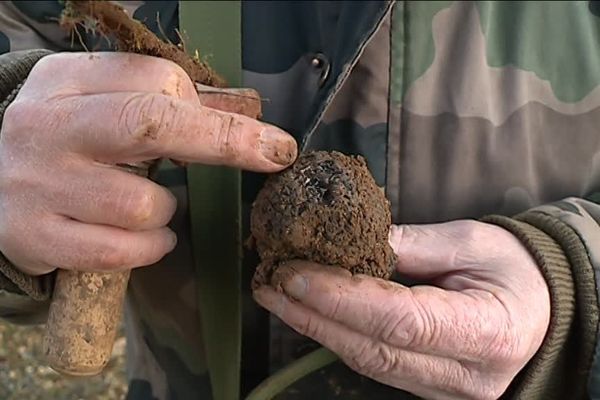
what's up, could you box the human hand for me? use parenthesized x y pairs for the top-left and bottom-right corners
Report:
(0, 52), (297, 275)
(254, 220), (550, 400)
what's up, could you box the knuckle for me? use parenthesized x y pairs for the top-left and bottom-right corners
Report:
(27, 54), (60, 79)
(3, 99), (65, 143)
(118, 93), (174, 142)
(299, 314), (322, 338)
(0, 164), (23, 191)
(2, 100), (36, 133)
(159, 61), (196, 99)
(95, 241), (130, 271)
(20, 217), (71, 271)
(459, 220), (510, 251)
(113, 186), (156, 227)
(0, 165), (40, 206)
(490, 329), (523, 365)
(456, 220), (482, 242)
(349, 343), (397, 376)
(438, 363), (473, 397)
(0, 228), (53, 275)
(325, 290), (344, 319)
(404, 296), (436, 348)
(379, 305), (420, 346)
(211, 112), (241, 160)
(129, 191), (156, 226)
(475, 312), (522, 364)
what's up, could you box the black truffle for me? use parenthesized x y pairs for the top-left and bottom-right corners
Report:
(250, 151), (395, 288)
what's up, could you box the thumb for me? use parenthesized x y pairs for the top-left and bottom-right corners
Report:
(388, 221), (481, 279)
(195, 84), (262, 119)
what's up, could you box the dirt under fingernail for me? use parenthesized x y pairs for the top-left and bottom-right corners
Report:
(259, 128), (298, 166)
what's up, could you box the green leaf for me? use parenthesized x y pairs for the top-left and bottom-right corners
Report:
(180, 2), (242, 400)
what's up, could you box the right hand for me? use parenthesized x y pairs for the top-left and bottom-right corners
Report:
(0, 52), (297, 276)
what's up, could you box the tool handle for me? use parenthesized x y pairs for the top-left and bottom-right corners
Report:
(42, 161), (150, 376)
(43, 269), (130, 376)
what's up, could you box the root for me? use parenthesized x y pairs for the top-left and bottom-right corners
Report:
(60, 0), (226, 87)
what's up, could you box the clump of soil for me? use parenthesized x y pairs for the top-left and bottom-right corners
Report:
(60, 0), (225, 87)
(251, 151), (396, 288)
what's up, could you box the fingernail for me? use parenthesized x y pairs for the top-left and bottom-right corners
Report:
(259, 127), (298, 166)
(283, 274), (308, 300)
(253, 286), (286, 317)
(168, 231), (178, 251)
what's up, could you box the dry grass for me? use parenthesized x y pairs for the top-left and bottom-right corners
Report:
(0, 321), (127, 399)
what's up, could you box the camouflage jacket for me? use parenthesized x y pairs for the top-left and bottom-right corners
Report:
(0, 1), (600, 399)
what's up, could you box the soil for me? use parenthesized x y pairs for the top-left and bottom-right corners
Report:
(250, 151), (396, 288)
(61, 0), (225, 87)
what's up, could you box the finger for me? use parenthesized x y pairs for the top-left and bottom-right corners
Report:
(196, 84), (262, 119)
(389, 222), (510, 279)
(24, 52), (199, 102)
(46, 163), (176, 231)
(272, 261), (511, 362)
(57, 92), (297, 172)
(35, 216), (177, 272)
(253, 286), (480, 400)
(388, 224), (462, 278)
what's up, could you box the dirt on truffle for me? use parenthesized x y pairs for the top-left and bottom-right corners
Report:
(250, 151), (396, 289)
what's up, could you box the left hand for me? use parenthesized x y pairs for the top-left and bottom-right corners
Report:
(253, 220), (551, 400)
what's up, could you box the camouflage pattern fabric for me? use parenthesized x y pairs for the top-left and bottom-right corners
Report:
(1, 1), (600, 399)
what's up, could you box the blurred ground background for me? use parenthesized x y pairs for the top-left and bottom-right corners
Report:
(0, 321), (127, 399)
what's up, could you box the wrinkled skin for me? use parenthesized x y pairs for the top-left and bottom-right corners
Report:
(254, 220), (551, 400)
(0, 52), (297, 275)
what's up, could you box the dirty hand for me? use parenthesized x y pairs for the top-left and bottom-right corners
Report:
(254, 220), (551, 400)
(0, 52), (297, 275)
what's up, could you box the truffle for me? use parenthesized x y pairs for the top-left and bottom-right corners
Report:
(250, 151), (396, 288)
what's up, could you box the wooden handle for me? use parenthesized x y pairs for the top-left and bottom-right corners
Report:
(41, 160), (152, 376)
(43, 269), (130, 376)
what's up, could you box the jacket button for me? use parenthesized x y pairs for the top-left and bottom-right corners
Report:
(310, 53), (330, 87)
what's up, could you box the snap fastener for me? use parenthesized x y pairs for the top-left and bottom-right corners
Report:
(310, 53), (330, 87)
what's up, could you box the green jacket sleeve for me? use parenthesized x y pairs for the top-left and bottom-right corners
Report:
(0, 49), (55, 324)
(482, 196), (600, 400)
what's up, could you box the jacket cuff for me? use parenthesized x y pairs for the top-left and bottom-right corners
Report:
(0, 49), (54, 303)
(0, 252), (54, 301)
(482, 213), (597, 400)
